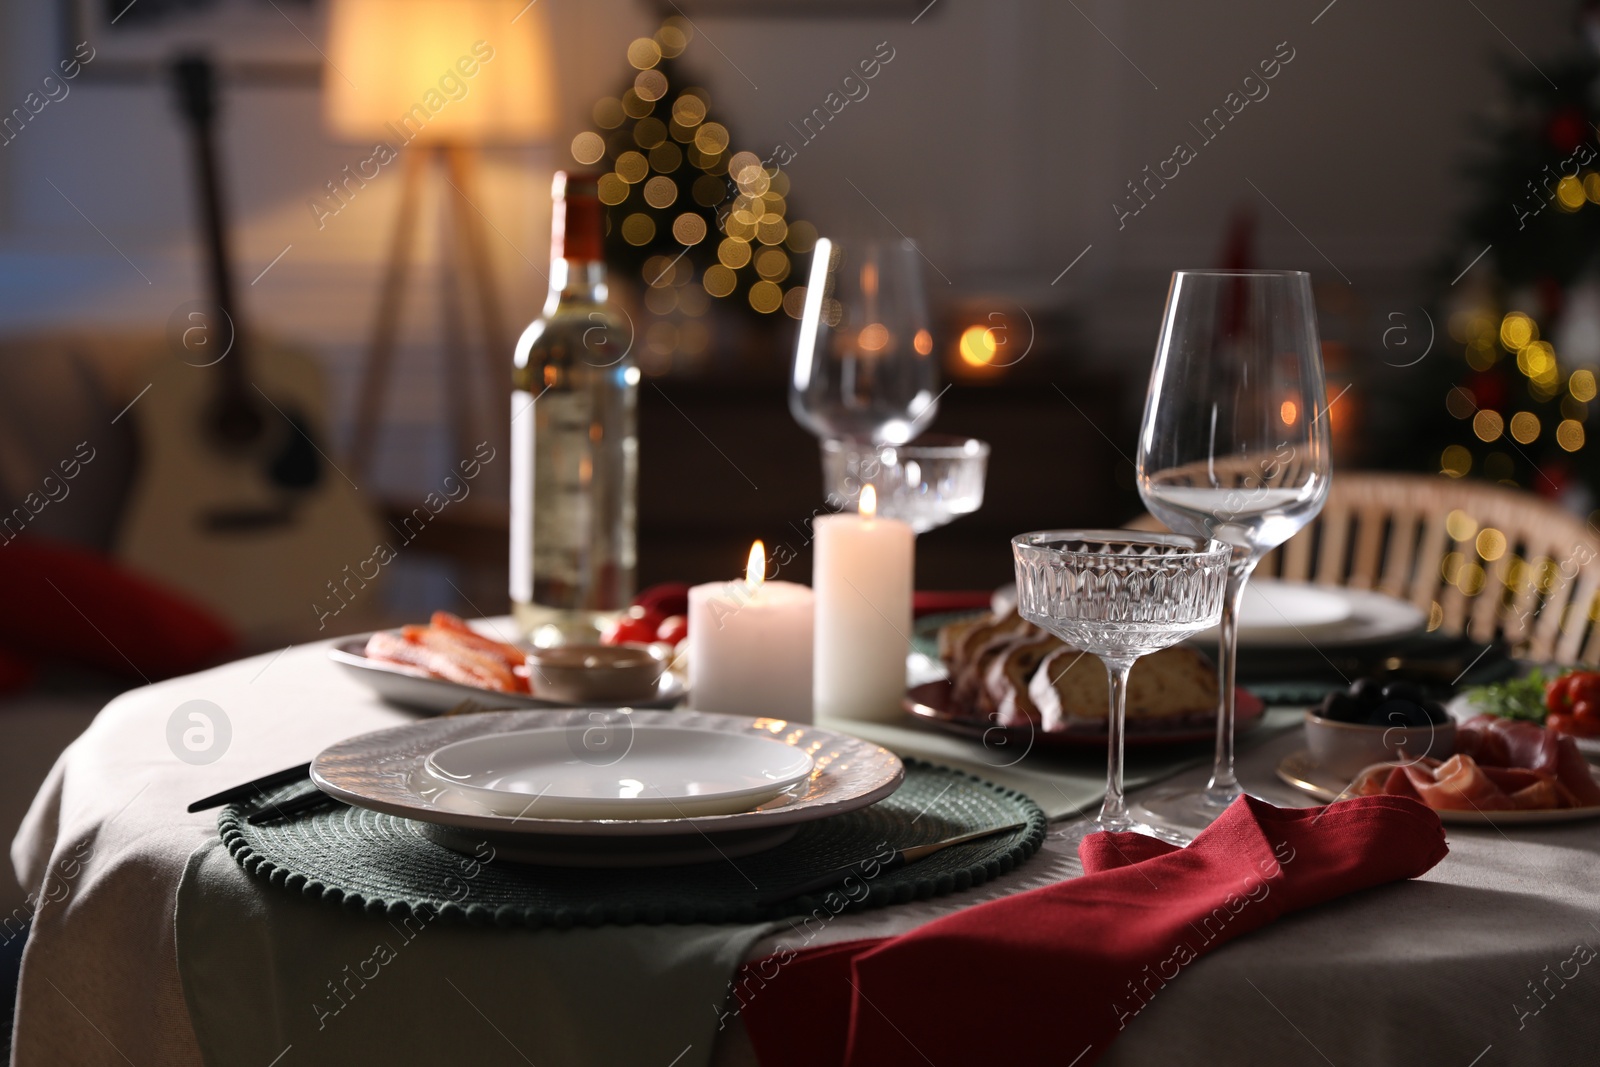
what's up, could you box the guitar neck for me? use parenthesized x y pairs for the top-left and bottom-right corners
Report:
(173, 55), (249, 397)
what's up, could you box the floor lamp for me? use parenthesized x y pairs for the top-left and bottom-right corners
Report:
(322, 0), (557, 485)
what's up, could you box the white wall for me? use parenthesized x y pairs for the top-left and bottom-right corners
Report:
(0, 0), (1577, 490)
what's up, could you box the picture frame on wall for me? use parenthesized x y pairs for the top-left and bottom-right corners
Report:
(65, 0), (326, 83)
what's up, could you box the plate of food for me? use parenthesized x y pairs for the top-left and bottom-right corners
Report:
(904, 608), (1264, 747)
(1450, 667), (1600, 759)
(1280, 684), (1600, 825)
(330, 612), (686, 714)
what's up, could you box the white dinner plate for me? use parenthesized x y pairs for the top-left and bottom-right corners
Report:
(1193, 583), (1427, 649)
(421, 725), (815, 820)
(1275, 748), (1600, 825)
(311, 708), (904, 860)
(328, 638), (686, 713)
(995, 580), (1424, 649)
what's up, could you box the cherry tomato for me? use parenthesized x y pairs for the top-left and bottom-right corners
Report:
(602, 605), (664, 645)
(1547, 711), (1578, 735)
(656, 615), (688, 645)
(1545, 673), (1576, 714)
(1571, 698), (1600, 737)
(1568, 672), (1600, 708)
(633, 583), (690, 619)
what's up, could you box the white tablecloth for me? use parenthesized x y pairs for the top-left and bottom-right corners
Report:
(11, 636), (1600, 1066)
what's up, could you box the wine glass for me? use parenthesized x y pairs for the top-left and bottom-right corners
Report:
(1013, 531), (1229, 845)
(789, 238), (939, 445)
(820, 435), (989, 533)
(1135, 269), (1332, 835)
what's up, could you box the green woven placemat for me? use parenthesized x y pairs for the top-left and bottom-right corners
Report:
(220, 760), (1046, 928)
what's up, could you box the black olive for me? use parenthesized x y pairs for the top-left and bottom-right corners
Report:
(1367, 699), (1431, 728)
(1380, 681), (1426, 704)
(1319, 692), (1362, 722)
(1349, 678), (1383, 705)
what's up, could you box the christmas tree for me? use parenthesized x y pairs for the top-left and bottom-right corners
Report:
(1421, 4), (1600, 512)
(564, 18), (820, 374)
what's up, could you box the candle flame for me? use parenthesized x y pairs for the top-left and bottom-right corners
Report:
(860, 484), (877, 519)
(746, 540), (766, 588)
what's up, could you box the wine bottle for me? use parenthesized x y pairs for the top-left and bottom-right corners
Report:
(510, 172), (638, 645)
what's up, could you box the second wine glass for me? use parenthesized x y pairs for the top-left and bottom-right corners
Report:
(1135, 269), (1332, 836)
(789, 238), (938, 445)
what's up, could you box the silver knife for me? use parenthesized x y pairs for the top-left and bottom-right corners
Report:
(755, 822), (1028, 906)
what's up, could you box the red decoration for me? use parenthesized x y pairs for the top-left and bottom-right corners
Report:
(1466, 371), (1508, 410)
(1547, 107), (1588, 154)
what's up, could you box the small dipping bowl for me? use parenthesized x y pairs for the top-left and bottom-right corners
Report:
(1303, 710), (1456, 781)
(527, 644), (668, 704)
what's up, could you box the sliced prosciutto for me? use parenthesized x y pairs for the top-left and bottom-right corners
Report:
(1407, 755), (1515, 812)
(1455, 715), (1600, 806)
(365, 628), (522, 693)
(1348, 715), (1600, 813)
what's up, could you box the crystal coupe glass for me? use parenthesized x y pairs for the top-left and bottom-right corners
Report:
(820, 434), (989, 534)
(1013, 531), (1229, 845)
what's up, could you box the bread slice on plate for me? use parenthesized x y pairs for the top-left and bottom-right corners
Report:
(980, 632), (1065, 726)
(1028, 645), (1219, 731)
(953, 627), (1039, 709)
(937, 613), (988, 667)
(941, 609), (1033, 676)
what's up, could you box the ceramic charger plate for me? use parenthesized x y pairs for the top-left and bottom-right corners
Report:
(311, 708), (905, 865)
(421, 725), (816, 820)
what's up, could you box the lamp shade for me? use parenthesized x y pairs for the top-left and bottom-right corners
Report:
(324, 0), (557, 144)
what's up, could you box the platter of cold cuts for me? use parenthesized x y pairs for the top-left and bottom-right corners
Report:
(1278, 714), (1600, 825)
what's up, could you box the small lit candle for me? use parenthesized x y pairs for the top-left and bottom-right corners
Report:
(688, 541), (815, 722)
(813, 486), (915, 722)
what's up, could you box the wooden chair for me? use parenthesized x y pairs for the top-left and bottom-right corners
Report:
(1133, 472), (1600, 663)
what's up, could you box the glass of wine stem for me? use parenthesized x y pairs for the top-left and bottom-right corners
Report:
(1135, 269), (1332, 837)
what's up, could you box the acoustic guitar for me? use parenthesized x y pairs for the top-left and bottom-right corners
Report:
(117, 55), (382, 644)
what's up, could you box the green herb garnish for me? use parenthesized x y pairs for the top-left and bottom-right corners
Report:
(1463, 670), (1551, 722)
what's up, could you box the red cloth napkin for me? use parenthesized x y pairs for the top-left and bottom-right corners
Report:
(739, 795), (1446, 1067)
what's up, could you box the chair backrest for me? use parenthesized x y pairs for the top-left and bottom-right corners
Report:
(1130, 472), (1600, 663)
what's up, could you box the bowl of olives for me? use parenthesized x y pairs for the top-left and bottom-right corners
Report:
(1305, 679), (1456, 779)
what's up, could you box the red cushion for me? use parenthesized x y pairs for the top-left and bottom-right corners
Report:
(0, 537), (236, 681)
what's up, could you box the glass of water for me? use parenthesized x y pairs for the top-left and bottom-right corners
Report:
(1136, 269), (1332, 834)
(1013, 530), (1229, 845)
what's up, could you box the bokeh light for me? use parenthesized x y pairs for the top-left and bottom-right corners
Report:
(959, 325), (997, 367)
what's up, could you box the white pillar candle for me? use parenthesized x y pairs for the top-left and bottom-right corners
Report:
(813, 485), (915, 723)
(688, 542), (815, 722)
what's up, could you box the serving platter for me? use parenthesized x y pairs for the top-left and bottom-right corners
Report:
(903, 678), (1265, 748)
(1275, 748), (1600, 825)
(329, 637), (686, 713)
(310, 708), (905, 864)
